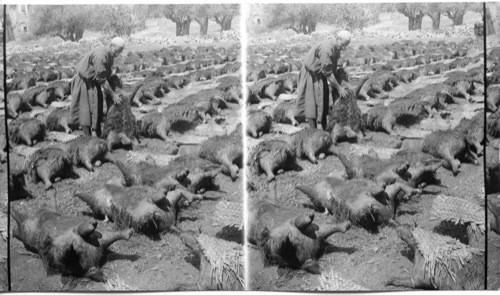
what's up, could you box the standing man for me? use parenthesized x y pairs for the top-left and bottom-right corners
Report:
(70, 37), (125, 137)
(295, 30), (352, 130)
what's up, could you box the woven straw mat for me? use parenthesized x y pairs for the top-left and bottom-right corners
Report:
(431, 194), (485, 233)
(413, 228), (484, 284)
(197, 234), (244, 289)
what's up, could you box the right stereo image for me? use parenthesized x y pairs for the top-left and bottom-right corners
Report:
(245, 2), (489, 291)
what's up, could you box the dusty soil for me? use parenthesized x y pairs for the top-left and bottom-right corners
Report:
(246, 39), (485, 291)
(8, 43), (243, 291)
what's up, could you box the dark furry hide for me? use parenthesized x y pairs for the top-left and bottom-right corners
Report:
(443, 71), (473, 85)
(247, 110), (272, 137)
(138, 112), (170, 139)
(11, 208), (130, 280)
(25, 147), (73, 184)
(102, 98), (139, 141)
(273, 100), (297, 124)
(250, 78), (281, 98)
(181, 89), (229, 110)
(248, 201), (321, 271)
(390, 98), (431, 127)
(363, 106), (393, 132)
(67, 135), (110, 170)
(454, 112), (484, 154)
(46, 107), (70, 131)
(163, 103), (205, 125)
(292, 129), (333, 160)
(9, 117), (46, 145)
(47, 80), (71, 99)
(7, 93), (32, 118)
(487, 111), (500, 138)
(199, 134), (243, 179)
(102, 75), (143, 143)
(249, 140), (295, 176)
(422, 129), (471, 175)
(22, 85), (52, 104)
(327, 87), (365, 133)
(486, 146), (500, 194)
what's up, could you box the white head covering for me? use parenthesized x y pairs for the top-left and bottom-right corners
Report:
(110, 37), (125, 48)
(337, 30), (352, 42)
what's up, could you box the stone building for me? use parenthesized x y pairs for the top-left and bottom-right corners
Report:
(8, 4), (32, 40)
(246, 4), (266, 34)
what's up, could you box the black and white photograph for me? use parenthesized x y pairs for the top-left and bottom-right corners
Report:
(4, 4), (243, 291)
(245, 3), (486, 291)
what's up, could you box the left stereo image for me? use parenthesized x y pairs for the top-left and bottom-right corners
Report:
(4, 4), (244, 291)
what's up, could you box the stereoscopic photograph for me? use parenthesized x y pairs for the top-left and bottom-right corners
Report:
(245, 3), (487, 291)
(1, 1), (498, 293)
(4, 4), (243, 291)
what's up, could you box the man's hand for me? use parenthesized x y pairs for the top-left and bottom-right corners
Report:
(327, 73), (348, 99)
(337, 87), (348, 99)
(112, 93), (123, 105)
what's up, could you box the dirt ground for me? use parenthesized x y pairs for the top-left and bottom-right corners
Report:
(8, 43), (243, 291)
(246, 39), (485, 291)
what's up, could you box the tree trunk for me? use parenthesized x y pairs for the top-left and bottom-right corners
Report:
(175, 21), (183, 36)
(307, 20), (317, 34)
(408, 16), (416, 31)
(221, 18), (232, 31)
(299, 22), (308, 34)
(5, 13), (15, 42)
(453, 13), (464, 26)
(175, 20), (191, 36)
(75, 26), (84, 42)
(414, 13), (423, 30)
(198, 17), (209, 35)
(430, 13), (441, 30)
(181, 19), (191, 36)
(486, 6), (496, 35)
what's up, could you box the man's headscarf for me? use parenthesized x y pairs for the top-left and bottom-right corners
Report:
(110, 37), (125, 49)
(336, 30), (352, 42)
